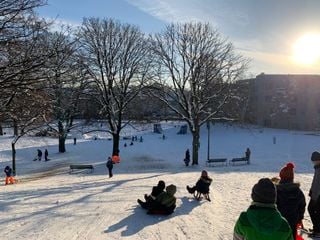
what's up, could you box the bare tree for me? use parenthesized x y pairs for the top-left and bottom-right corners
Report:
(0, 0), (48, 115)
(149, 22), (249, 165)
(7, 88), (50, 175)
(78, 18), (151, 155)
(42, 29), (90, 153)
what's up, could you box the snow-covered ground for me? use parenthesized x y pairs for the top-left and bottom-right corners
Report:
(0, 122), (318, 240)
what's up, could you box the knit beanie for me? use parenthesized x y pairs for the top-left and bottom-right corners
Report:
(201, 170), (208, 177)
(279, 162), (295, 182)
(251, 178), (276, 204)
(157, 180), (165, 191)
(311, 151), (320, 161)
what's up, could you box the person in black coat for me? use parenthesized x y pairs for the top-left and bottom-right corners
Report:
(106, 157), (113, 178)
(44, 149), (49, 161)
(245, 147), (251, 163)
(137, 180), (165, 209)
(184, 149), (190, 166)
(276, 162), (306, 239)
(187, 170), (212, 200)
(37, 149), (42, 161)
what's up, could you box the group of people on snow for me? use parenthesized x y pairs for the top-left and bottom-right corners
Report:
(33, 149), (49, 161)
(134, 150), (319, 240)
(137, 170), (212, 215)
(234, 151), (320, 240)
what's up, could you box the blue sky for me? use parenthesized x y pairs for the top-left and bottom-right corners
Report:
(37, 0), (320, 75)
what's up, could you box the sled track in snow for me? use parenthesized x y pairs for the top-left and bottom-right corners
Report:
(19, 163), (70, 183)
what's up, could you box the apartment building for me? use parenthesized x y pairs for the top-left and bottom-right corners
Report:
(248, 73), (320, 130)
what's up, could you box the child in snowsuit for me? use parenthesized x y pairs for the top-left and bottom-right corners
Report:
(106, 157), (113, 178)
(308, 151), (320, 235)
(4, 166), (15, 185)
(187, 170), (212, 201)
(276, 162), (306, 239)
(233, 178), (293, 240)
(138, 180), (166, 209)
(147, 184), (177, 215)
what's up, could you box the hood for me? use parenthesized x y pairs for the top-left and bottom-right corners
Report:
(166, 184), (177, 195)
(277, 182), (301, 200)
(247, 203), (284, 234)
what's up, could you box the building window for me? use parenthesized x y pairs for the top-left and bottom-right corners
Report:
(265, 95), (271, 101)
(289, 108), (296, 115)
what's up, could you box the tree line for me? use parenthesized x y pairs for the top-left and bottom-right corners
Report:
(0, 0), (249, 174)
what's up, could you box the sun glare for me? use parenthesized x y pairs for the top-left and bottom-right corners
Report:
(293, 33), (320, 65)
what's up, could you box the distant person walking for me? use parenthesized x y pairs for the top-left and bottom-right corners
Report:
(37, 149), (42, 161)
(106, 157), (113, 178)
(4, 166), (15, 185)
(44, 149), (49, 161)
(245, 148), (251, 164)
(184, 149), (190, 166)
(73, 137), (77, 145)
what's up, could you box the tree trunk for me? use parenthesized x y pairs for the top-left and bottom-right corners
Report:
(0, 123), (3, 135)
(13, 119), (18, 136)
(58, 120), (66, 153)
(112, 133), (120, 156)
(191, 129), (200, 165)
(59, 136), (66, 153)
(11, 142), (16, 176)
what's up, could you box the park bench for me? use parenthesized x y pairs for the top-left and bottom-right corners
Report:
(69, 164), (94, 173)
(230, 157), (249, 165)
(206, 158), (228, 167)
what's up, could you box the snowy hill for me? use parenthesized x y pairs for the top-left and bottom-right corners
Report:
(0, 122), (317, 239)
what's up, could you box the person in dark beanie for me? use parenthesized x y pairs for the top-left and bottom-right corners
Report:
(276, 162), (306, 239)
(234, 178), (293, 240)
(308, 151), (320, 235)
(137, 180), (166, 209)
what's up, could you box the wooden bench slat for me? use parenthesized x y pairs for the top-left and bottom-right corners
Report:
(69, 164), (94, 173)
(230, 157), (249, 165)
(206, 158), (228, 167)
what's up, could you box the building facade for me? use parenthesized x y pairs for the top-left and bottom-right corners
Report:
(248, 74), (320, 130)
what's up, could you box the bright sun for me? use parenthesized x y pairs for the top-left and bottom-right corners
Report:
(293, 33), (320, 65)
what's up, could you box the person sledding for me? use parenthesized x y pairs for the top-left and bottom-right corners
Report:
(4, 166), (15, 185)
(138, 184), (177, 215)
(186, 170), (212, 201)
(137, 180), (166, 209)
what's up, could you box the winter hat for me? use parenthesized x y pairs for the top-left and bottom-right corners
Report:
(157, 180), (165, 191)
(251, 178), (276, 204)
(279, 162), (295, 181)
(311, 151), (320, 161)
(166, 184), (177, 196)
(201, 170), (208, 177)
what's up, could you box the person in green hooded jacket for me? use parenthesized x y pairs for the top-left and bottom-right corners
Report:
(233, 178), (293, 240)
(147, 184), (177, 215)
